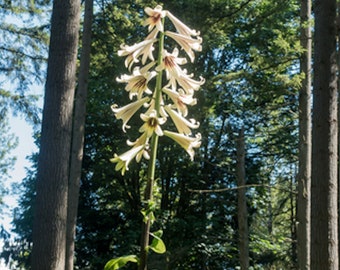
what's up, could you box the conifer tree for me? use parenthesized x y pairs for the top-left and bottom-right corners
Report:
(311, 0), (338, 268)
(31, 0), (81, 269)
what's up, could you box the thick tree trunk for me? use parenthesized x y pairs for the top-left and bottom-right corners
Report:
(236, 127), (249, 270)
(311, 0), (338, 269)
(65, 0), (93, 269)
(297, 0), (311, 268)
(31, 1), (81, 269)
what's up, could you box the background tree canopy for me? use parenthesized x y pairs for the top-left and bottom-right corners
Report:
(1, 0), (306, 269)
(0, 1), (49, 216)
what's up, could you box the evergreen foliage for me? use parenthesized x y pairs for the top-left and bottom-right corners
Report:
(0, 0), (49, 122)
(0, 0), (49, 217)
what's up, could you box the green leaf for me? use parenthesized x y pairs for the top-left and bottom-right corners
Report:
(148, 230), (166, 254)
(140, 200), (156, 224)
(104, 255), (139, 270)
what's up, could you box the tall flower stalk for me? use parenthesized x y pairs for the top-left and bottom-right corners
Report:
(106, 5), (204, 270)
(139, 22), (164, 270)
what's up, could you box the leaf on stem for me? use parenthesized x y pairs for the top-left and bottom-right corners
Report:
(148, 230), (166, 254)
(104, 255), (139, 270)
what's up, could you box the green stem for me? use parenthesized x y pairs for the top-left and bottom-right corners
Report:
(139, 25), (165, 270)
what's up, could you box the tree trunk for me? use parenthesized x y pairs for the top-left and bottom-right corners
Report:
(65, 0), (93, 269)
(290, 173), (297, 266)
(236, 127), (249, 270)
(311, 0), (338, 269)
(297, 0), (311, 268)
(31, 0), (81, 269)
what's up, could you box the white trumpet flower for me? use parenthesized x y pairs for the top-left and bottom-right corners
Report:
(165, 31), (202, 62)
(164, 130), (201, 161)
(110, 145), (145, 175)
(162, 87), (196, 117)
(111, 97), (150, 132)
(143, 5), (167, 33)
(156, 48), (187, 79)
(117, 62), (157, 100)
(139, 109), (166, 138)
(164, 105), (199, 135)
(118, 38), (156, 70)
(127, 132), (151, 161)
(168, 72), (205, 95)
(166, 11), (200, 37)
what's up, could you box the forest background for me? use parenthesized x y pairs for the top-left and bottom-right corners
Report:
(0, 0), (327, 269)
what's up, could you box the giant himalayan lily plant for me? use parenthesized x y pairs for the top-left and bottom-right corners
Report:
(105, 5), (204, 270)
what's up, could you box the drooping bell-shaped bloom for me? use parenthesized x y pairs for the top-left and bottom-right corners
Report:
(111, 97), (150, 132)
(143, 5), (167, 33)
(162, 87), (196, 117)
(117, 62), (157, 100)
(118, 37), (157, 70)
(165, 31), (202, 62)
(156, 48), (187, 79)
(168, 72), (205, 95)
(110, 145), (145, 175)
(166, 11), (200, 37)
(139, 109), (166, 138)
(164, 105), (199, 135)
(164, 130), (201, 161)
(127, 132), (151, 161)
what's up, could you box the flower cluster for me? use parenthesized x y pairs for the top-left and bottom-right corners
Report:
(111, 5), (204, 175)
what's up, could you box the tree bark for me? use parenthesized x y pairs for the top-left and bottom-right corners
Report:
(236, 127), (249, 270)
(31, 0), (81, 269)
(65, 0), (93, 269)
(311, 0), (338, 269)
(297, 0), (311, 268)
